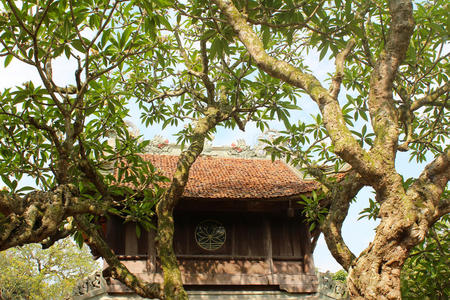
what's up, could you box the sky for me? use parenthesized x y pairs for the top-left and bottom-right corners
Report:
(0, 44), (431, 273)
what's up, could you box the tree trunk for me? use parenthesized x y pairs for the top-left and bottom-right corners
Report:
(155, 107), (224, 300)
(347, 214), (416, 299)
(157, 207), (188, 300)
(348, 246), (405, 299)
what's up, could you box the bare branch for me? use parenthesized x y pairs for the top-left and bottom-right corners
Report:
(87, 0), (119, 50)
(174, 28), (192, 68)
(321, 171), (364, 270)
(0, 185), (108, 250)
(27, 117), (63, 154)
(0, 38), (34, 65)
(330, 39), (356, 99)
(5, 0), (33, 36)
(41, 225), (75, 249)
(408, 150), (450, 220)
(142, 88), (187, 103)
(33, 0), (54, 34)
(200, 37), (215, 103)
(368, 0), (415, 161)
(246, 0), (326, 30)
(410, 82), (450, 111)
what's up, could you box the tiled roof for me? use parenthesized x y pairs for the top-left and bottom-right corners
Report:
(139, 154), (319, 199)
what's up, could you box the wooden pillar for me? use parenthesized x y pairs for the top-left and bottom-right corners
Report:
(263, 218), (274, 284)
(300, 221), (315, 274)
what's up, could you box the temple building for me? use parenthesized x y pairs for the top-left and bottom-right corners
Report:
(72, 137), (348, 300)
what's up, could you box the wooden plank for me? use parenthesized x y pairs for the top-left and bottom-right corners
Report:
(176, 196), (306, 213)
(107, 269), (318, 293)
(178, 259), (269, 275)
(185, 214), (191, 254)
(125, 223), (138, 255)
(291, 219), (303, 258)
(270, 217), (282, 257)
(298, 221), (314, 273)
(248, 217), (265, 256)
(105, 215), (125, 255)
(174, 215), (188, 254)
(137, 227), (148, 255)
(277, 274), (318, 293)
(272, 261), (303, 275)
(282, 221), (293, 256)
(146, 229), (157, 272)
(235, 216), (247, 255)
(231, 220), (236, 256)
(176, 254), (267, 260)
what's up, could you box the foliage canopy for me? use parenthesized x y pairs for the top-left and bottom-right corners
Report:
(0, 0), (448, 299)
(0, 238), (100, 300)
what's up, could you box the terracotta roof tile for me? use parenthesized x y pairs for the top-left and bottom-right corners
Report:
(140, 154), (318, 199)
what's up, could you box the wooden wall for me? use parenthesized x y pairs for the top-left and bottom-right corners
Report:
(104, 211), (318, 293)
(106, 212), (309, 261)
(173, 212), (266, 257)
(105, 215), (148, 256)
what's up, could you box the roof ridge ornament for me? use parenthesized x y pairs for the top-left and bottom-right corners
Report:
(146, 135), (171, 154)
(228, 138), (266, 158)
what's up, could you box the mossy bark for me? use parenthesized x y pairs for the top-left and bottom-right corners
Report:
(155, 107), (223, 300)
(320, 171), (363, 270)
(347, 213), (414, 299)
(347, 152), (449, 299)
(0, 184), (109, 250)
(76, 216), (163, 299)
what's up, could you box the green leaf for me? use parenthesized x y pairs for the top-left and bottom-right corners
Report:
(101, 30), (111, 47)
(4, 54), (13, 67)
(120, 27), (134, 49)
(319, 44), (328, 61)
(71, 39), (85, 53)
(73, 231), (84, 248)
(135, 224), (141, 238)
(64, 45), (71, 59)
(210, 37), (224, 60)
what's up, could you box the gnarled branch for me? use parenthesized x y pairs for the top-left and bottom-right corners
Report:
(321, 170), (364, 270)
(0, 185), (108, 250)
(75, 216), (163, 299)
(368, 0), (415, 162)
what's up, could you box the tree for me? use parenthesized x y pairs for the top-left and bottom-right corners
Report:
(332, 269), (348, 284)
(207, 0), (449, 298)
(0, 0), (448, 299)
(0, 0), (295, 299)
(0, 237), (100, 300)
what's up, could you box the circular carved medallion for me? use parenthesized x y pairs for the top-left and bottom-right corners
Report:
(195, 220), (226, 251)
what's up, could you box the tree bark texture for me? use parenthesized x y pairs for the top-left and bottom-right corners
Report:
(348, 151), (450, 299)
(0, 184), (108, 250)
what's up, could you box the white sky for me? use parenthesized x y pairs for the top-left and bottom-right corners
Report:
(0, 47), (430, 273)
